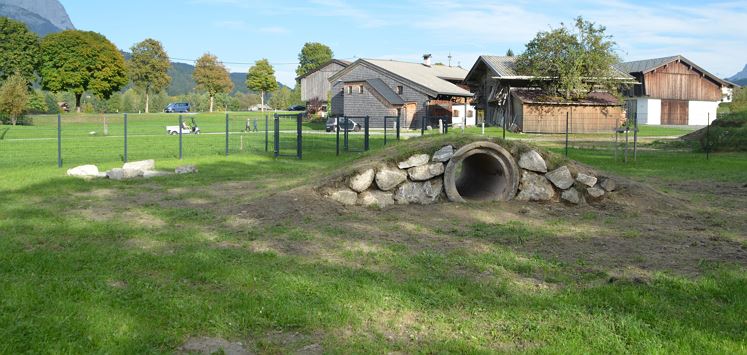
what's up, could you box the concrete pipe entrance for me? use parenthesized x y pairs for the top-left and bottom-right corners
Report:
(444, 142), (520, 202)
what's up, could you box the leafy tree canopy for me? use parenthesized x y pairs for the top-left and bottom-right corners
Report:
(246, 59), (278, 94)
(269, 86), (291, 110)
(0, 73), (30, 125)
(129, 38), (171, 113)
(0, 17), (40, 83)
(506, 48), (514, 57)
(296, 42), (333, 80)
(515, 17), (621, 100)
(193, 53), (233, 96)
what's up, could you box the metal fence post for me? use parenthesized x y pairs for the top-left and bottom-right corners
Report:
(384, 116), (388, 146)
(297, 113), (302, 159)
(364, 115), (369, 151)
(124, 113), (128, 163)
(336, 116), (340, 156)
(225, 112), (229, 156)
(397, 115), (400, 141)
(633, 112), (638, 162)
(706, 112), (711, 160)
(265, 114), (269, 152)
(57, 113), (61, 167)
(179, 115), (183, 160)
(273, 114), (279, 158)
(421, 110), (426, 136)
(565, 112), (569, 157)
(344, 117), (349, 151)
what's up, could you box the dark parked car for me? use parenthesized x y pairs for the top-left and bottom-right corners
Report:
(325, 117), (360, 132)
(288, 105), (306, 111)
(164, 102), (191, 113)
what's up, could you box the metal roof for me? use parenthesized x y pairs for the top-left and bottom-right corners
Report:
(365, 78), (405, 105)
(466, 55), (635, 82)
(330, 59), (472, 97)
(296, 59), (351, 80)
(614, 55), (733, 87)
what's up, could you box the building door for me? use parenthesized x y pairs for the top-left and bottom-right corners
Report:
(661, 100), (688, 125)
(403, 102), (417, 128)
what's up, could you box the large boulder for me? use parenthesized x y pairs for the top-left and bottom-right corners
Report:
(561, 188), (582, 204)
(518, 150), (547, 173)
(375, 166), (408, 191)
(175, 165), (198, 174)
(398, 154), (430, 169)
(349, 168), (375, 192)
(394, 178), (443, 205)
(545, 166), (574, 189)
(122, 159), (155, 172)
(408, 163), (444, 181)
(516, 170), (556, 201)
(143, 170), (172, 178)
(587, 186), (605, 199)
(576, 172), (598, 187)
(431, 145), (454, 162)
(330, 189), (358, 205)
(66, 165), (100, 178)
(106, 168), (142, 180)
(358, 190), (394, 209)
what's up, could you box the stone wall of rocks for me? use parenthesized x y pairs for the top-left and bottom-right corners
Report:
(328, 145), (455, 208)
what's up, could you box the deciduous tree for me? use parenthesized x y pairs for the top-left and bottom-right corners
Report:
(193, 53), (233, 112)
(296, 42), (333, 80)
(0, 17), (40, 83)
(128, 38), (171, 113)
(246, 59), (278, 112)
(515, 17), (620, 100)
(269, 86), (291, 110)
(0, 73), (30, 125)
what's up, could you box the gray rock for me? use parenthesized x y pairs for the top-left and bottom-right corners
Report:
(561, 188), (582, 204)
(66, 164), (100, 178)
(587, 186), (605, 198)
(142, 170), (172, 178)
(518, 150), (547, 173)
(349, 168), (375, 192)
(394, 178), (443, 205)
(432, 145), (454, 162)
(576, 172), (598, 187)
(397, 154), (430, 169)
(175, 165), (198, 174)
(106, 168), (141, 180)
(330, 189), (358, 205)
(600, 178), (617, 192)
(516, 170), (556, 201)
(545, 166), (574, 189)
(122, 159), (155, 172)
(407, 163), (444, 181)
(358, 190), (394, 208)
(375, 166), (408, 191)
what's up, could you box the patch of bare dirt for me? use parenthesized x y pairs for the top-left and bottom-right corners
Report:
(178, 337), (251, 355)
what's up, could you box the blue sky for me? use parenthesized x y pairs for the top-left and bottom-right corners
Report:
(61, 0), (747, 86)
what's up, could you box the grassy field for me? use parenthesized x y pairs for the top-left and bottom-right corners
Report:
(1, 116), (745, 353)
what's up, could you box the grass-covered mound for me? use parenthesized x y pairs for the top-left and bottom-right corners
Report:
(681, 111), (747, 152)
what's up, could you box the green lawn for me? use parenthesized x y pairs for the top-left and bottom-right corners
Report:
(0, 120), (745, 353)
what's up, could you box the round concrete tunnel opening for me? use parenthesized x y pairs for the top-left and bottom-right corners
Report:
(444, 142), (520, 202)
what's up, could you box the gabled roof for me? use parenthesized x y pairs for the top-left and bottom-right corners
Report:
(297, 59), (351, 80)
(329, 59), (472, 97)
(614, 55), (733, 87)
(365, 78), (405, 105)
(466, 55), (635, 83)
(513, 89), (620, 106)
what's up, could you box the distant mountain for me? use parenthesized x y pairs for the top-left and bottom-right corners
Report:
(166, 61), (289, 96)
(0, 0), (74, 35)
(732, 78), (747, 87)
(728, 64), (747, 82)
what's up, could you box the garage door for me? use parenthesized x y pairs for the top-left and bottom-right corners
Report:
(661, 100), (688, 125)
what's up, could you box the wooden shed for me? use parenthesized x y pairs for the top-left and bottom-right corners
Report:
(512, 90), (625, 133)
(299, 59), (350, 111)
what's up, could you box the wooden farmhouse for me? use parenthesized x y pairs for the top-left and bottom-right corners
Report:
(464, 55), (634, 133)
(298, 59), (350, 112)
(328, 55), (473, 129)
(614, 55), (735, 125)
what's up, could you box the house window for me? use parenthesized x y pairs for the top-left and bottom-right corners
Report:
(397, 85), (403, 94)
(452, 110), (459, 117)
(467, 110), (474, 118)
(347, 86), (352, 95)
(359, 85), (364, 94)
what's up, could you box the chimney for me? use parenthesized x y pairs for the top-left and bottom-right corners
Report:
(423, 54), (432, 67)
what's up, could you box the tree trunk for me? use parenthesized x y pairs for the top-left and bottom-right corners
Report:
(145, 90), (150, 114)
(103, 112), (108, 136)
(210, 95), (214, 113)
(75, 93), (82, 113)
(11, 115), (17, 126)
(260, 91), (265, 112)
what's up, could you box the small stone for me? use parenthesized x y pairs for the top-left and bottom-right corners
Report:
(432, 145), (454, 162)
(576, 173), (598, 187)
(398, 154), (430, 169)
(587, 186), (605, 198)
(122, 159), (155, 172)
(518, 150), (547, 173)
(175, 165), (198, 174)
(375, 166), (408, 191)
(358, 190), (394, 208)
(66, 165), (100, 178)
(600, 178), (617, 192)
(330, 189), (358, 205)
(561, 188), (582, 204)
(407, 163), (444, 181)
(545, 166), (574, 189)
(349, 168), (375, 192)
(516, 170), (555, 201)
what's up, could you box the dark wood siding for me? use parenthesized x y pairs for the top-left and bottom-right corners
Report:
(301, 62), (347, 102)
(661, 99), (688, 125)
(643, 61), (722, 101)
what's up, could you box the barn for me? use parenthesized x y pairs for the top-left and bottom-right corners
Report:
(298, 59), (350, 113)
(614, 55), (735, 125)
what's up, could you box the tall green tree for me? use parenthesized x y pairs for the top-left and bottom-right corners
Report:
(246, 59), (278, 112)
(128, 38), (171, 113)
(0, 73), (30, 125)
(295, 42), (333, 80)
(515, 17), (620, 100)
(269, 86), (291, 110)
(0, 17), (40, 83)
(505, 48), (514, 57)
(193, 53), (233, 112)
(39, 30), (128, 112)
